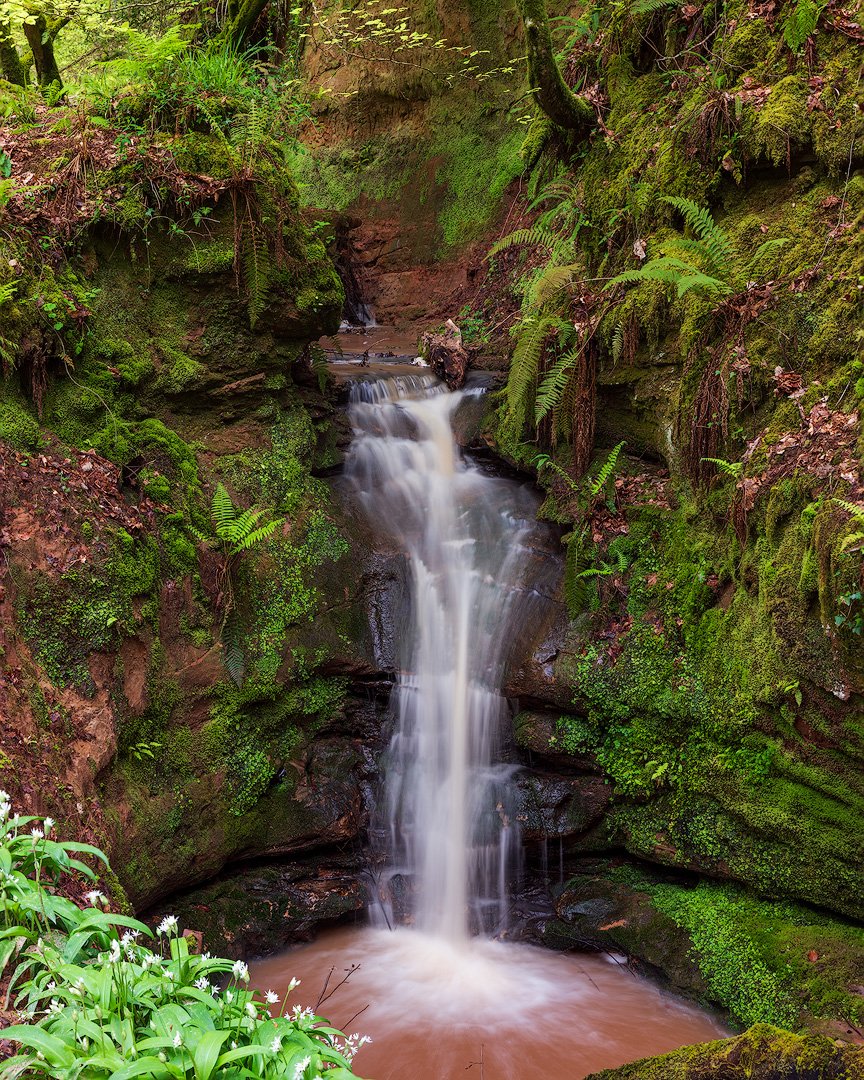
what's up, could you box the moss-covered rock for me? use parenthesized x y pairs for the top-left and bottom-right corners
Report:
(586, 1024), (864, 1079)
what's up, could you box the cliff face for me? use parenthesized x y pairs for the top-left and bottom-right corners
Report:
(0, 115), (386, 921)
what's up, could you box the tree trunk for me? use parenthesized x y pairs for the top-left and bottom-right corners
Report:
(22, 13), (63, 90)
(518, 0), (596, 133)
(224, 0), (269, 47)
(0, 20), (28, 85)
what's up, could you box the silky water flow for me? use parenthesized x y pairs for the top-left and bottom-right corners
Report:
(252, 373), (727, 1079)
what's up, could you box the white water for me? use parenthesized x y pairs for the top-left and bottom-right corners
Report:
(345, 374), (544, 940)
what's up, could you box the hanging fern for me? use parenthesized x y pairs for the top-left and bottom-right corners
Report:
(241, 219), (271, 329)
(563, 529), (592, 617)
(535, 348), (583, 423)
(505, 314), (565, 428)
(611, 321), (624, 363)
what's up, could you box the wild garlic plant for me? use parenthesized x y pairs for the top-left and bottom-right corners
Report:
(0, 797), (365, 1079)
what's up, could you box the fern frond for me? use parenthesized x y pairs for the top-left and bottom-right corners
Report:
(605, 268), (651, 289)
(630, 0), (678, 13)
(590, 441), (625, 496)
(529, 263), (581, 308)
(833, 498), (864, 523)
(242, 221), (271, 328)
(662, 196), (734, 276)
(535, 349), (581, 423)
(221, 616), (245, 687)
(747, 237), (790, 274)
(701, 456), (743, 478)
(563, 531), (592, 617)
(488, 226), (560, 259)
(234, 518), (282, 551)
(0, 280), (16, 306)
(211, 483), (237, 529)
(839, 531), (864, 552)
(611, 321), (624, 363)
(506, 314), (562, 422)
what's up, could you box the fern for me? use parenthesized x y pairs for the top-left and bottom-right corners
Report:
(194, 483), (283, 558)
(488, 226), (560, 258)
(241, 221), (271, 329)
(701, 456), (743, 479)
(747, 237), (790, 274)
(611, 321), (624, 363)
(221, 615), (246, 687)
(506, 314), (564, 424)
(783, 0), (826, 51)
(661, 196), (734, 276)
(535, 348), (582, 423)
(534, 454), (580, 493)
(833, 498), (864, 551)
(528, 263), (583, 308)
(590, 441), (625, 496)
(629, 0), (678, 13)
(563, 530), (591, 617)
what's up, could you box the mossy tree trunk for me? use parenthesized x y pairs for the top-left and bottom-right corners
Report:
(223, 0), (268, 47)
(0, 21), (28, 86)
(518, 0), (596, 133)
(22, 11), (67, 90)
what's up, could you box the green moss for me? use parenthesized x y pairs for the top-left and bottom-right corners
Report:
(154, 343), (205, 394)
(586, 1024), (864, 1079)
(17, 530), (160, 689)
(0, 386), (41, 450)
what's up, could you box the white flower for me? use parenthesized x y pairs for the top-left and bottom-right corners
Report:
(172, 1032), (182, 1048)
(0, 790), (9, 803)
(43, 817), (54, 832)
(84, 890), (104, 906)
(287, 977), (300, 992)
(121, 930), (141, 945)
(245, 1002), (257, 1018)
(156, 915), (178, 936)
(270, 1036), (282, 1053)
(230, 1041), (237, 1050)
(47, 981), (56, 992)
(194, 977), (209, 991)
(231, 960), (249, 982)
(293, 1057), (310, 1079)
(265, 989), (279, 1004)
(225, 990), (234, 1004)
(30, 828), (43, 841)
(0, 801), (11, 820)
(142, 952), (158, 967)
(108, 940), (121, 963)
(47, 999), (63, 1015)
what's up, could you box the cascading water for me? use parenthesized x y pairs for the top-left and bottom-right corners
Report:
(251, 369), (728, 1079)
(344, 373), (543, 940)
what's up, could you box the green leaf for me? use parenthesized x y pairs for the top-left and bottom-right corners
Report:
(193, 1030), (229, 1079)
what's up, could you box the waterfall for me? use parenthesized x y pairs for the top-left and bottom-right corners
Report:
(344, 373), (543, 942)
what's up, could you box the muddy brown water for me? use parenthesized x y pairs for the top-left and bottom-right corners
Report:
(251, 926), (727, 1080)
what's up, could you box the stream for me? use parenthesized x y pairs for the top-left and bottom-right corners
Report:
(251, 372), (727, 1078)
